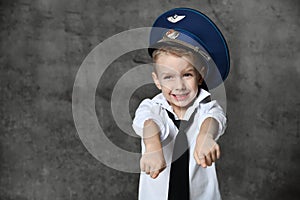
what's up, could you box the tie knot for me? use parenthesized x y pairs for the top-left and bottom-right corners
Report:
(166, 110), (196, 131)
(178, 120), (190, 131)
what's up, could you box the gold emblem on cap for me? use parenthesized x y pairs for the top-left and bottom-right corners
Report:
(165, 29), (180, 39)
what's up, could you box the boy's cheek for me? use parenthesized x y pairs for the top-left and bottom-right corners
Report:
(160, 83), (172, 91)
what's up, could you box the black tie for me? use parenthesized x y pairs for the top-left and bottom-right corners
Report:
(167, 109), (197, 200)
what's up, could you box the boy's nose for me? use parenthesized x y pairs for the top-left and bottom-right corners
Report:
(175, 78), (186, 91)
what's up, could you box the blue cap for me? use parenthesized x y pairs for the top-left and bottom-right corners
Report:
(149, 8), (230, 89)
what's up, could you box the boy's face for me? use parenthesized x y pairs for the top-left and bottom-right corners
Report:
(152, 53), (203, 113)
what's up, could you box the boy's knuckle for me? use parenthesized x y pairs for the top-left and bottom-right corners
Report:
(193, 154), (197, 160)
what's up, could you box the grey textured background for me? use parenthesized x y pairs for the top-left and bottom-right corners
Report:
(1, 0), (299, 199)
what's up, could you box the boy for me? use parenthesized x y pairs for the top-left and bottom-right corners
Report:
(133, 8), (230, 200)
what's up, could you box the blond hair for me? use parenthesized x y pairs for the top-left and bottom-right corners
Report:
(152, 46), (207, 76)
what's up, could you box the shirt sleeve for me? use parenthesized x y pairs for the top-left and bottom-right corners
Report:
(198, 100), (227, 141)
(132, 99), (168, 141)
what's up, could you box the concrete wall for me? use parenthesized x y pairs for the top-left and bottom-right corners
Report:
(1, 0), (299, 199)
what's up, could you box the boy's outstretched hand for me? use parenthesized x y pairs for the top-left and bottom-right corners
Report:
(140, 148), (166, 179)
(193, 117), (221, 168)
(141, 119), (166, 179)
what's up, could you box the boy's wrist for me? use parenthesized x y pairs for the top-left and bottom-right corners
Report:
(144, 139), (162, 152)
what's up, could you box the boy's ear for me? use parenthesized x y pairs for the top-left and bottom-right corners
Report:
(198, 67), (206, 85)
(198, 76), (204, 85)
(152, 72), (162, 90)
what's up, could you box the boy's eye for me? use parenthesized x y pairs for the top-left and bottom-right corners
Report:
(163, 76), (172, 80)
(183, 73), (193, 77)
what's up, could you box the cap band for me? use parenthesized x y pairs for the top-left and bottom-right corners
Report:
(158, 36), (211, 61)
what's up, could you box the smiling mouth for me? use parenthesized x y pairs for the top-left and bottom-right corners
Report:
(171, 93), (189, 101)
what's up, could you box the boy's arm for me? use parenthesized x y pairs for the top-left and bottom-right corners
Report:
(140, 119), (166, 179)
(193, 117), (221, 168)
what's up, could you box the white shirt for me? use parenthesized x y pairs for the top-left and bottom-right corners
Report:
(132, 89), (227, 200)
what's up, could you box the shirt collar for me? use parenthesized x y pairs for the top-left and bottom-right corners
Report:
(152, 89), (211, 120)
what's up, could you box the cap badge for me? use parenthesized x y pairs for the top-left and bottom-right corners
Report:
(165, 29), (180, 39)
(167, 14), (185, 23)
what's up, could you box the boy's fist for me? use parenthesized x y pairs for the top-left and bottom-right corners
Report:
(140, 149), (166, 179)
(193, 133), (220, 168)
